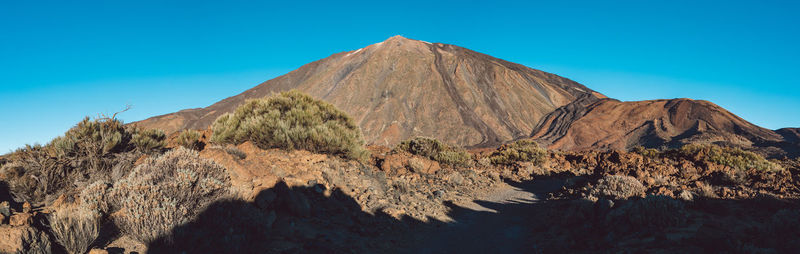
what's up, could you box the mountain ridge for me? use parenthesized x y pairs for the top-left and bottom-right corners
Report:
(135, 35), (603, 147)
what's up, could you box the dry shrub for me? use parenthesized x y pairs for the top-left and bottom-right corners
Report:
(49, 205), (101, 254)
(0, 145), (69, 204)
(210, 90), (368, 161)
(679, 144), (782, 172)
(488, 140), (547, 166)
(79, 181), (111, 213)
(19, 226), (53, 254)
(0, 117), (145, 205)
(393, 137), (472, 167)
(694, 181), (717, 198)
(108, 147), (231, 244)
(590, 175), (646, 200)
(605, 195), (687, 231)
(176, 130), (203, 150)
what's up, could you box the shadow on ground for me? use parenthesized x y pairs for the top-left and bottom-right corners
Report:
(143, 176), (800, 254)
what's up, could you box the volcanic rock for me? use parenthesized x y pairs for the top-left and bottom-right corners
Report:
(135, 35), (602, 147)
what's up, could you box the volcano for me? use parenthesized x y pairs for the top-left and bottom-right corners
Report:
(135, 35), (603, 147)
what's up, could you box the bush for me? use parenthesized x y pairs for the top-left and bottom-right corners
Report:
(79, 181), (111, 214)
(631, 146), (660, 158)
(393, 137), (472, 167)
(0, 116), (146, 206)
(488, 140), (547, 165)
(605, 195), (687, 231)
(0, 145), (66, 204)
(590, 175), (646, 200)
(19, 226), (53, 254)
(108, 147), (231, 244)
(130, 128), (166, 153)
(49, 205), (101, 254)
(210, 90), (368, 160)
(50, 117), (132, 170)
(679, 144), (782, 172)
(176, 130), (203, 150)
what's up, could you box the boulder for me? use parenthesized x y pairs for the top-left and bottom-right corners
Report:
(0, 225), (51, 253)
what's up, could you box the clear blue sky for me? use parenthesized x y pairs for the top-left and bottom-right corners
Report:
(1, 0), (798, 153)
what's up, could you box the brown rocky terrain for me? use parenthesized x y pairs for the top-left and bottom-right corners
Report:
(135, 35), (603, 147)
(531, 97), (799, 158)
(5, 135), (800, 253)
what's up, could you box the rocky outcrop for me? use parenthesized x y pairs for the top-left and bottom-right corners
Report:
(531, 98), (798, 157)
(135, 35), (602, 147)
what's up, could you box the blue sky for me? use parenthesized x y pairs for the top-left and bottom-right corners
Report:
(1, 0), (798, 153)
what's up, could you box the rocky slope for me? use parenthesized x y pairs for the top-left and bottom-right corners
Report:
(135, 35), (603, 147)
(530, 97), (798, 157)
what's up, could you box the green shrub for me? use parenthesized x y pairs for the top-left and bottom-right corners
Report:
(590, 175), (646, 200)
(631, 146), (660, 158)
(393, 137), (472, 167)
(50, 117), (130, 168)
(130, 128), (166, 153)
(678, 144), (781, 172)
(49, 205), (101, 254)
(108, 147), (231, 244)
(176, 130), (203, 150)
(488, 140), (547, 165)
(210, 90), (368, 160)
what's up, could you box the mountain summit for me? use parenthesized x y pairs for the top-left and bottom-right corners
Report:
(136, 36), (603, 147)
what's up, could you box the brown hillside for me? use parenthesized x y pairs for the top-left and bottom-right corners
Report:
(134, 35), (603, 147)
(531, 97), (796, 156)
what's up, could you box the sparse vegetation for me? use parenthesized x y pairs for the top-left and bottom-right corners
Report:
(49, 205), (101, 254)
(210, 90), (368, 160)
(605, 195), (687, 230)
(393, 137), (472, 167)
(176, 130), (203, 150)
(678, 144), (782, 172)
(108, 147), (231, 244)
(130, 128), (166, 153)
(590, 175), (646, 200)
(488, 140), (547, 166)
(631, 146), (660, 158)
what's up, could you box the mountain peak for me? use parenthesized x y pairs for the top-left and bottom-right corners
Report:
(135, 37), (601, 147)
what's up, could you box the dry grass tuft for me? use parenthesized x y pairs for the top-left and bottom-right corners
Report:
(49, 205), (101, 254)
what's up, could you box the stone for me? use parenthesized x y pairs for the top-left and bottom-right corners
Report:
(448, 172), (464, 185)
(88, 248), (109, 254)
(0, 225), (51, 253)
(0, 201), (9, 217)
(9, 213), (32, 226)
